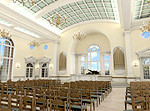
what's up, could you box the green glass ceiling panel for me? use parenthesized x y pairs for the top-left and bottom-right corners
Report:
(79, 5), (87, 9)
(42, 14), (49, 19)
(77, 1), (84, 5)
(69, 13), (76, 16)
(62, 5), (69, 9)
(91, 8), (97, 12)
(109, 17), (115, 20)
(72, 6), (79, 11)
(108, 13), (114, 16)
(69, 3), (76, 7)
(24, 2), (31, 8)
(141, 15), (149, 18)
(94, 0), (101, 3)
(105, 3), (112, 8)
(93, 12), (99, 16)
(31, 6), (40, 13)
(96, 3), (103, 7)
(98, 8), (105, 12)
(95, 16), (101, 19)
(88, 4), (95, 8)
(42, 0), (119, 30)
(65, 9), (72, 13)
(85, 0), (93, 3)
(44, 0), (54, 5)
(143, 6), (150, 10)
(48, 11), (55, 15)
(134, 7), (141, 11)
(82, 18), (88, 21)
(106, 9), (113, 12)
(37, 1), (47, 9)
(82, 9), (89, 13)
(135, 1), (142, 6)
(88, 16), (94, 20)
(142, 10), (150, 14)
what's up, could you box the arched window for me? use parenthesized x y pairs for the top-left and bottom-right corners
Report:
(88, 45), (100, 72)
(26, 63), (33, 78)
(113, 47), (125, 70)
(41, 63), (48, 77)
(59, 52), (66, 71)
(0, 38), (14, 81)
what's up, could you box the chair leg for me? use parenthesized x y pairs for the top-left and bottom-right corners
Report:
(96, 98), (98, 107)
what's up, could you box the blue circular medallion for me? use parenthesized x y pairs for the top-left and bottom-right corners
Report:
(44, 45), (48, 50)
(30, 45), (34, 50)
(142, 32), (150, 38)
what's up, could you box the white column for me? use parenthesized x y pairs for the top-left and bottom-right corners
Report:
(101, 53), (105, 75)
(70, 52), (75, 75)
(124, 30), (134, 77)
(53, 41), (59, 76)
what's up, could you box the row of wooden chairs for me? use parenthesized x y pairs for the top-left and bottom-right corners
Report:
(124, 81), (150, 111)
(0, 79), (111, 111)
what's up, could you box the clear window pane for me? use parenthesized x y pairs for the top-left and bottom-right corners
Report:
(81, 56), (85, 61)
(81, 62), (85, 68)
(98, 52), (100, 61)
(91, 62), (97, 71)
(105, 61), (109, 75)
(88, 62), (90, 70)
(104, 55), (109, 60)
(91, 52), (97, 61)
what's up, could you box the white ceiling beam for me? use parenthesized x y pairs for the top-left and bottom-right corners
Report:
(117, 0), (134, 30)
(0, 3), (60, 41)
(33, 0), (81, 19)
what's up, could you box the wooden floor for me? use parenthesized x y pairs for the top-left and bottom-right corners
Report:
(86, 88), (132, 111)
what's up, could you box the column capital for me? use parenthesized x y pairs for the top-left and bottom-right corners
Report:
(124, 29), (131, 35)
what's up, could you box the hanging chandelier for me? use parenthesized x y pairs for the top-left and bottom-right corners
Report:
(13, 0), (36, 6)
(48, 13), (67, 27)
(28, 40), (40, 49)
(0, 29), (12, 39)
(73, 31), (86, 41)
(140, 21), (150, 38)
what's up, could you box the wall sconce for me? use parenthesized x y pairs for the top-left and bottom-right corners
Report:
(49, 64), (53, 69)
(134, 62), (138, 67)
(16, 63), (20, 68)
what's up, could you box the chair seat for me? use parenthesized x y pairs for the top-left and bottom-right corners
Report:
(123, 109), (133, 111)
(125, 95), (131, 98)
(71, 105), (87, 110)
(91, 95), (98, 98)
(125, 100), (140, 104)
(82, 99), (95, 103)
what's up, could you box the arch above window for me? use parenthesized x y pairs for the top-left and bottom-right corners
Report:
(59, 52), (66, 71)
(113, 47), (125, 70)
(88, 45), (100, 52)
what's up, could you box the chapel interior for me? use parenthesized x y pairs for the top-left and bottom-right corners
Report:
(0, 0), (149, 111)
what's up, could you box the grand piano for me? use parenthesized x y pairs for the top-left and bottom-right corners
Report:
(86, 69), (100, 75)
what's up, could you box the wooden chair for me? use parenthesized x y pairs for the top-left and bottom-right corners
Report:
(49, 99), (67, 111)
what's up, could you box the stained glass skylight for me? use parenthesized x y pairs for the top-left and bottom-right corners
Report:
(134, 0), (150, 20)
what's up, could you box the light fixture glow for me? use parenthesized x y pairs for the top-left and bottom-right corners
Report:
(14, 27), (40, 38)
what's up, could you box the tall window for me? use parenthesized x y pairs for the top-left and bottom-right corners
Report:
(88, 45), (100, 72)
(104, 55), (110, 75)
(143, 58), (150, 79)
(81, 56), (85, 74)
(0, 38), (14, 81)
(59, 52), (66, 71)
(41, 63), (48, 77)
(113, 47), (125, 70)
(26, 63), (33, 78)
